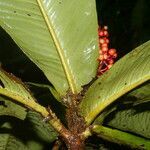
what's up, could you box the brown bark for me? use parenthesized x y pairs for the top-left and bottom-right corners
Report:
(64, 134), (85, 150)
(64, 95), (86, 149)
(60, 90), (89, 149)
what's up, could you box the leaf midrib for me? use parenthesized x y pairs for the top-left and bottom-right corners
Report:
(36, 0), (77, 94)
(0, 87), (35, 102)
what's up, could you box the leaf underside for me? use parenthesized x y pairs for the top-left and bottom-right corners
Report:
(0, 67), (36, 102)
(94, 82), (150, 124)
(0, 113), (57, 150)
(0, 68), (60, 149)
(99, 83), (150, 139)
(104, 103), (150, 139)
(0, 0), (99, 96)
(0, 96), (27, 120)
(26, 111), (58, 143)
(79, 41), (150, 125)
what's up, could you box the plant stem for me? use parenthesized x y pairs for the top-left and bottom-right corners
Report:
(0, 88), (88, 149)
(0, 88), (71, 139)
(91, 125), (150, 150)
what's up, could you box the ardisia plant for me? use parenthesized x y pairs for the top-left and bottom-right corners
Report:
(0, 1), (150, 150)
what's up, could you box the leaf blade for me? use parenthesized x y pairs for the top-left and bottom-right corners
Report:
(0, 0), (99, 95)
(79, 41), (150, 124)
(104, 104), (150, 139)
(100, 83), (150, 139)
(92, 125), (150, 150)
(94, 82), (150, 124)
(0, 96), (27, 120)
(26, 110), (58, 143)
(0, 67), (36, 102)
(36, 0), (77, 93)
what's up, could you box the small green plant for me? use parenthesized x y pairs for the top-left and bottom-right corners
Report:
(0, 1), (150, 149)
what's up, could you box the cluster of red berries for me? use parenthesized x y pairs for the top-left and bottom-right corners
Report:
(97, 26), (117, 76)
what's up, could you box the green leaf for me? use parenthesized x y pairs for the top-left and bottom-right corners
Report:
(0, 0), (99, 95)
(0, 121), (28, 150)
(0, 134), (28, 150)
(126, 82), (150, 105)
(94, 82), (150, 124)
(103, 102), (150, 139)
(79, 41), (150, 125)
(26, 111), (58, 143)
(94, 83), (150, 139)
(92, 125), (150, 150)
(0, 96), (27, 120)
(26, 82), (66, 122)
(0, 68), (67, 136)
(0, 116), (57, 150)
(0, 67), (36, 102)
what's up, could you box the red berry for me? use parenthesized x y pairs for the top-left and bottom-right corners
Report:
(108, 49), (116, 56)
(99, 38), (105, 44)
(103, 53), (108, 60)
(108, 59), (114, 64)
(99, 31), (104, 36)
(99, 50), (103, 54)
(102, 46), (108, 52)
(101, 43), (108, 47)
(104, 26), (108, 30)
(104, 38), (109, 44)
(103, 31), (109, 37)
(98, 55), (104, 61)
(113, 53), (117, 58)
(97, 25), (118, 77)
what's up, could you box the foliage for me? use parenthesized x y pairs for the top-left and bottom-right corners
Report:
(0, 0), (150, 149)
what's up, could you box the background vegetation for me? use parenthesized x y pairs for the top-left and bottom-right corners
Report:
(0, 0), (149, 149)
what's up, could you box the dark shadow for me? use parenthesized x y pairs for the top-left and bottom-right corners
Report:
(0, 27), (49, 84)
(96, 0), (150, 58)
(86, 135), (131, 150)
(0, 116), (54, 149)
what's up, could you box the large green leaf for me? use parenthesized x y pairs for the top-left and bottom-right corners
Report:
(0, 67), (36, 102)
(0, 0), (99, 95)
(0, 96), (27, 120)
(92, 125), (150, 150)
(103, 103), (150, 139)
(79, 41), (150, 125)
(26, 110), (58, 143)
(0, 121), (28, 150)
(93, 83), (150, 140)
(94, 82), (150, 124)
(126, 82), (150, 105)
(0, 116), (57, 150)
(0, 134), (28, 150)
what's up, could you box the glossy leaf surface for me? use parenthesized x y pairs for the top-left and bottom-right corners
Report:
(0, 0), (98, 95)
(79, 41), (150, 124)
(101, 83), (150, 139)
